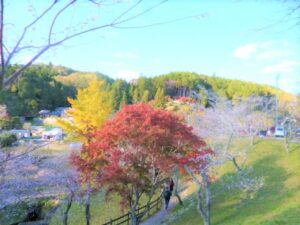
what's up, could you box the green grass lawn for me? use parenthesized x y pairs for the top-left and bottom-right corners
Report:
(2, 142), (160, 225)
(49, 190), (161, 225)
(50, 191), (124, 225)
(165, 139), (300, 225)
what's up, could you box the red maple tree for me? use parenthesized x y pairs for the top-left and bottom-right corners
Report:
(73, 103), (211, 225)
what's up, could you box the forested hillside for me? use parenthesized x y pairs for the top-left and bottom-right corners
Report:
(0, 64), (295, 116)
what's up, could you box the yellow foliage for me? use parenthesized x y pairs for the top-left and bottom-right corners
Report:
(57, 80), (113, 142)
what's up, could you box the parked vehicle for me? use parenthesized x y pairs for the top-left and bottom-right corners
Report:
(275, 127), (285, 137)
(295, 128), (300, 137)
(259, 130), (267, 137)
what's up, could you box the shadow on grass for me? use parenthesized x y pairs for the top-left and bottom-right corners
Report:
(288, 144), (300, 153)
(212, 154), (297, 225)
(259, 207), (300, 225)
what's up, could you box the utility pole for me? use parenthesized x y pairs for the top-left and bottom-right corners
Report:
(275, 74), (280, 127)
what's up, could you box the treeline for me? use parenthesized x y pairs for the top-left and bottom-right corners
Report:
(0, 64), (292, 117)
(108, 72), (280, 110)
(0, 64), (77, 117)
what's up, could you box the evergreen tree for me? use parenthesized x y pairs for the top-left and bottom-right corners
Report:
(199, 89), (208, 107)
(154, 88), (166, 108)
(119, 90), (128, 110)
(133, 88), (139, 103)
(141, 90), (150, 103)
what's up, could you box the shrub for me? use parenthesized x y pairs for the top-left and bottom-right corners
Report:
(0, 116), (22, 130)
(0, 132), (17, 147)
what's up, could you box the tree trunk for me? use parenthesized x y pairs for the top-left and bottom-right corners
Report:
(130, 207), (138, 225)
(174, 167), (183, 206)
(0, 0), (5, 89)
(85, 186), (91, 225)
(174, 190), (183, 206)
(284, 135), (289, 153)
(62, 192), (74, 225)
(130, 187), (141, 225)
(197, 188), (210, 225)
(232, 156), (243, 175)
(185, 165), (211, 225)
(202, 172), (211, 225)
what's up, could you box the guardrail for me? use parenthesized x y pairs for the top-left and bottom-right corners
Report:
(102, 195), (163, 225)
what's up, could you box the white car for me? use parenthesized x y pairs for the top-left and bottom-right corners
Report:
(275, 127), (285, 137)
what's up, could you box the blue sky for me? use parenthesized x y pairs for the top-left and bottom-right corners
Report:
(6, 0), (300, 93)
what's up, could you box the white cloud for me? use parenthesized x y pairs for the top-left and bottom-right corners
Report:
(116, 70), (140, 81)
(279, 78), (300, 94)
(259, 41), (276, 48)
(114, 51), (139, 60)
(234, 43), (257, 59)
(98, 61), (122, 68)
(262, 60), (298, 74)
(234, 40), (294, 60)
(257, 50), (292, 60)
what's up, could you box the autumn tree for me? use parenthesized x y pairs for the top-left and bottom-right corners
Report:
(74, 103), (210, 225)
(119, 90), (128, 110)
(58, 79), (113, 225)
(164, 96), (270, 225)
(154, 87), (166, 108)
(57, 79), (113, 143)
(0, 143), (79, 225)
(110, 79), (129, 110)
(141, 90), (150, 103)
(133, 88), (139, 104)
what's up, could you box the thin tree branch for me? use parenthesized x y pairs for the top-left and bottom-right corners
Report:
(3, 0), (207, 88)
(14, 44), (46, 53)
(0, 0), (4, 78)
(0, 143), (48, 164)
(115, 0), (167, 25)
(2, 43), (9, 55)
(4, 45), (50, 86)
(111, 0), (143, 24)
(256, 3), (300, 32)
(112, 14), (206, 29)
(5, 0), (58, 67)
(48, 0), (77, 44)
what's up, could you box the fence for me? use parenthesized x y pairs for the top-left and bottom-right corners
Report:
(102, 195), (163, 225)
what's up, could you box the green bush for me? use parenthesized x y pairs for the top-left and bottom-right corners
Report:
(0, 132), (17, 147)
(0, 116), (21, 130)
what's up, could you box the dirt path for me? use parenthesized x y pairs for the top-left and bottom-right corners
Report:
(141, 181), (196, 225)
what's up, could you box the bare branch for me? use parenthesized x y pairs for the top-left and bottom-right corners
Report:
(0, 0), (4, 78)
(111, 0), (143, 24)
(256, 2), (300, 32)
(2, 43), (9, 55)
(112, 14), (205, 29)
(0, 143), (48, 164)
(4, 45), (50, 87)
(48, 0), (77, 44)
(2, 0), (208, 88)
(115, 0), (167, 25)
(4, 0), (58, 67)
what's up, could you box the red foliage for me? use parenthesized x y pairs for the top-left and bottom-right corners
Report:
(72, 103), (211, 208)
(176, 96), (196, 103)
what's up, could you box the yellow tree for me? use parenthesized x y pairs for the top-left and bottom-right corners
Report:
(57, 80), (113, 143)
(57, 79), (113, 225)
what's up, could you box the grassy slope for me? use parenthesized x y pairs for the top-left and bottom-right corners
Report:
(166, 139), (300, 225)
(50, 191), (124, 225)
(50, 190), (161, 225)
(1, 142), (159, 225)
(46, 142), (160, 224)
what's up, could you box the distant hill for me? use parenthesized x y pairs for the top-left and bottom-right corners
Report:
(55, 72), (114, 89)
(151, 72), (295, 104)
(0, 64), (295, 117)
